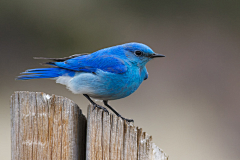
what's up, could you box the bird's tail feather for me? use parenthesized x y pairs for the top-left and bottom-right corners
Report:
(17, 67), (75, 80)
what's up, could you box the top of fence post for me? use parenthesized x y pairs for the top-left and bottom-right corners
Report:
(11, 91), (168, 160)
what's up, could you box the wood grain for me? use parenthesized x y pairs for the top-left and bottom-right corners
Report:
(11, 91), (87, 160)
(11, 91), (168, 160)
(86, 105), (168, 160)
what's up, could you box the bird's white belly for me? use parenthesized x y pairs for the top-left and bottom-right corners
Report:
(56, 69), (143, 100)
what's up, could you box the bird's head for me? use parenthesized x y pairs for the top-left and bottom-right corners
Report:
(121, 42), (165, 67)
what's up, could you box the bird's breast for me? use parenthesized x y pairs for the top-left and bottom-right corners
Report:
(101, 68), (142, 99)
(92, 67), (143, 100)
(67, 67), (144, 100)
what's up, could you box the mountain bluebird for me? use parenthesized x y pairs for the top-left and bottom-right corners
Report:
(17, 42), (165, 122)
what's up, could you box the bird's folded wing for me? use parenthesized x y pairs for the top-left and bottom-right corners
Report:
(49, 54), (127, 74)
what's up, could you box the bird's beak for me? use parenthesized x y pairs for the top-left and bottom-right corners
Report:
(150, 53), (165, 58)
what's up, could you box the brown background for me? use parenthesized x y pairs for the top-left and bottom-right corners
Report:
(1, 1), (240, 159)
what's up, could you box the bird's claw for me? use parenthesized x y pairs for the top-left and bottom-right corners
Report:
(92, 104), (109, 115)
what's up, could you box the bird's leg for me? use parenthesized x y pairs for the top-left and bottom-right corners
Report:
(83, 94), (109, 114)
(103, 100), (134, 122)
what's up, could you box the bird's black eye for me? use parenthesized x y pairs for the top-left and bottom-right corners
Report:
(134, 50), (143, 56)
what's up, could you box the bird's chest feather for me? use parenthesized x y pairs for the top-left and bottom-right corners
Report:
(69, 66), (146, 100)
(93, 66), (144, 100)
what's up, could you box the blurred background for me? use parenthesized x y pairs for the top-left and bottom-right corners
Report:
(1, 0), (240, 159)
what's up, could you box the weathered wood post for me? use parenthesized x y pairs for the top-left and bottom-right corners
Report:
(11, 91), (87, 160)
(11, 91), (168, 160)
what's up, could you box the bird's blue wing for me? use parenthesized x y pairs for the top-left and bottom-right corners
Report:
(50, 54), (127, 74)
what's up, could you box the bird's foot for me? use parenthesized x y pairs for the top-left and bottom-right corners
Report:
(92, 104), (109, 115)
(102, 100), (134, 123)
(120, 116), (134, 123)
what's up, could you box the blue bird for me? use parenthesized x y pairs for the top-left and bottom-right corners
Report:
(17, 42), (165, 122)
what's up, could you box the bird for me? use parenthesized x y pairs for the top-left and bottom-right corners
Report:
(17, 42), (165, 122)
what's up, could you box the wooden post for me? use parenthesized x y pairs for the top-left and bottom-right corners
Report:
(11, 91), (87, 160)
(11, 91), (168, 160)
(86, 105), (168, 160)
